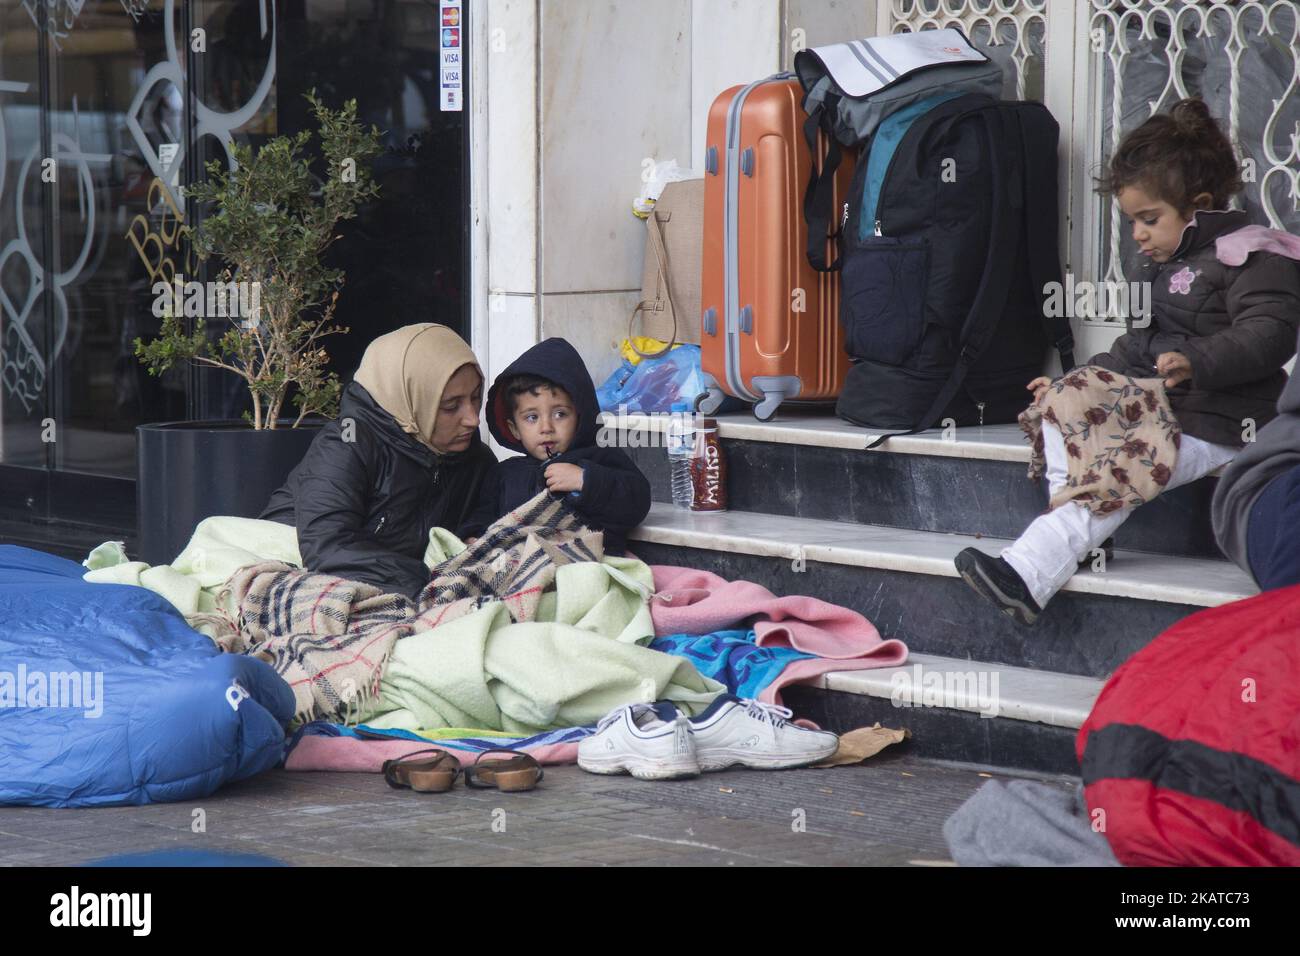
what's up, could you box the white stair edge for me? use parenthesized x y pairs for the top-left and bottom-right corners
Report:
(630, 503), (1257, 608)
(817, 653), (1103, 730)
(600, 410), (1227, 476)
(600, 410), (1030, 461)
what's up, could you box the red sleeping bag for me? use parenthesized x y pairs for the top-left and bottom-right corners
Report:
(1077, 584), (1300, 866)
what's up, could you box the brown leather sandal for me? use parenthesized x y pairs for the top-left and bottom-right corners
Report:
(382, 748), (461, 793)
(463, 749), (544, 792)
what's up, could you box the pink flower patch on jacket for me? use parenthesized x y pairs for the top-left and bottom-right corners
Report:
(1168, 266), (1200, 294)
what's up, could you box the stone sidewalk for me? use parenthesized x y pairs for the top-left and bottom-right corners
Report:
(0, 752), (1077, 866)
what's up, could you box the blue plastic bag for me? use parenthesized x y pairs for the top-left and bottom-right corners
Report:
(596, 344), (705, 414)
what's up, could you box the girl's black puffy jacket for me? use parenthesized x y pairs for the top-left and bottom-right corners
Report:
(1090, 208), (1300, 447)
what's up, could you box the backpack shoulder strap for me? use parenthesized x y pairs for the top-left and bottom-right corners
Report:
(802, 94), (845, 273)
(1017, 103), (1075, 372)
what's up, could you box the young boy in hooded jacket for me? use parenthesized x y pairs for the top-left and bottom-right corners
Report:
(459, 338), (652, 554)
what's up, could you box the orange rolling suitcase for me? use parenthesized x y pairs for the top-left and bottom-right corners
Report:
(699, 73), (855, 421)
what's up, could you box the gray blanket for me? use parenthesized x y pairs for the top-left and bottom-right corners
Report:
(944, 779), (1119, 867)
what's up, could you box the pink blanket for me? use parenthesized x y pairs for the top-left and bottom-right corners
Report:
(649, 565), (908, 704)
(285, 566), (906, 773)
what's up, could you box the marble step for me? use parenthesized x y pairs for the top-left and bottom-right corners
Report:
(603, 408), (1036, 458)
(607, 412), (1224, 559)
(786, 653), (1104, 775)
(628, 503), (1255, 679)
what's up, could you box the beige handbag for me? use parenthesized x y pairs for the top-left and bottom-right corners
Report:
(629, 178), (703, 357)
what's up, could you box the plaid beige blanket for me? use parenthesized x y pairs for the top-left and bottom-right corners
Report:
(209, 491), (604, 723)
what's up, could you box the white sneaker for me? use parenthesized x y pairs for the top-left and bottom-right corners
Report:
(689, 695), (840, 771)
(578, 702), (700, 780)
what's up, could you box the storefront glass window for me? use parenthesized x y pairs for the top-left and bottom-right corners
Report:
(1, 0), (468, 504)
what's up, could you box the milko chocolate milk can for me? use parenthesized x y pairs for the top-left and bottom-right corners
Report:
(688, 417), (727, 512)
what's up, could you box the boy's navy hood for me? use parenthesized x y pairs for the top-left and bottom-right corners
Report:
(487, 338), (601, 454)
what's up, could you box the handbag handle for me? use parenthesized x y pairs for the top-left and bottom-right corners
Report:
(628, 208), (678, 358)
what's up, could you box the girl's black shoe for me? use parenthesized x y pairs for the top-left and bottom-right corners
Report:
(955, 548), (1043, 627)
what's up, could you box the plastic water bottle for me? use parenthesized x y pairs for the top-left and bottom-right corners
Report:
(666, 402), (695, 509)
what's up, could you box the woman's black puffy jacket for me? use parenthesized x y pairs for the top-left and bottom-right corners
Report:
(261, 381), (495, 599)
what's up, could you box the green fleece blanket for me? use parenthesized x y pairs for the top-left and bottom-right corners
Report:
(83, 518), (302, 625)
(83, 517), (722, 733)
(358, 558), (719, 733)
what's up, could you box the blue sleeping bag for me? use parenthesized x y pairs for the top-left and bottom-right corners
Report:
(0, 545), (294, 807)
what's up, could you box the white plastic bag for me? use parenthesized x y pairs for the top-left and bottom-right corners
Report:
(632, 159), (700, 218)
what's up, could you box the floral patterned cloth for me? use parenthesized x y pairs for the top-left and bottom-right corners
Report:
(1019, 365), (1181, 516)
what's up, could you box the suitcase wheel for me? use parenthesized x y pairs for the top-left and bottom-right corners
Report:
(698, 386), (725, 416)
(753, 392), (784, 422)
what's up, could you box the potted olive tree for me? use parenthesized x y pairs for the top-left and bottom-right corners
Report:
(134, 91), (382, 564)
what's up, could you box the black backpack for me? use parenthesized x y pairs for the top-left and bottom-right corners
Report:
(834, 92), (1075, 444)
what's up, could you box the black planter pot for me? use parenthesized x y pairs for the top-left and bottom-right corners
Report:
(136, 420), (323, 566)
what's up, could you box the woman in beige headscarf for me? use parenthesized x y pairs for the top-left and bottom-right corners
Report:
(261, 324), (495, 599)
